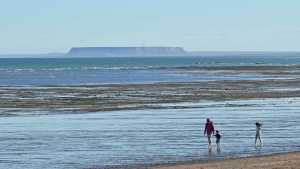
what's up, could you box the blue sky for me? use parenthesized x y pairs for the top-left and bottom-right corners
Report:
(1, 0), (300, 53)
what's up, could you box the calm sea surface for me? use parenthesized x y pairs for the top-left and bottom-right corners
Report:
(0, 98), (299, 169)
(1, 56), (300, 86)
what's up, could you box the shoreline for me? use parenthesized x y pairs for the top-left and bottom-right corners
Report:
(146, 151), (300, 169)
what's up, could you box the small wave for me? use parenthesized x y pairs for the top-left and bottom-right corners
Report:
(1, 63), (299, 72)
(41, 67), (76, 71)
(81, 66), (151, 70)
(0, 68), (36, 72)
(0, 66), (188, 72)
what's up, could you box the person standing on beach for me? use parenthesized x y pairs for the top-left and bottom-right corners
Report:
(204, 118), (215, 146)
(215, 130), (222, 151)
(255, 121), (262, 145)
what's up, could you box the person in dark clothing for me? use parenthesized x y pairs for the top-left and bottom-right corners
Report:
(204, 118), (215, 146)
(215, 130), (222, 151)
(255, 121), (262, 145)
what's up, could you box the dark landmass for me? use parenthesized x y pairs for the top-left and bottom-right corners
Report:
(67, 47), (300, 57)
(67, 47), (187, 57)
(1, 48), (300, 58)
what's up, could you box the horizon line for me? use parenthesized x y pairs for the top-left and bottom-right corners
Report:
(2, 50), (300, 56)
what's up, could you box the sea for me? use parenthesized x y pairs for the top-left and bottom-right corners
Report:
(0, 55), (300, 168)
(0, 55), (300, 86)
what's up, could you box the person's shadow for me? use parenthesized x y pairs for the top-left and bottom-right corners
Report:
(208, 146), (213, 156)
(255, 144), (263, 152)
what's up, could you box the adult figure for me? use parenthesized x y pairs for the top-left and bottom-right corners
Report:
(255, 121), (262, 145)
(204, 118), (215, 146)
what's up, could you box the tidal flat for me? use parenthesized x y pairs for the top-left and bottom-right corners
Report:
(1, 65), (300, 115)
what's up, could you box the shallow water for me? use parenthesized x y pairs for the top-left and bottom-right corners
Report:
(1, 57), (298, 86)
(0, 68), (274, 86)
(0, 98), (300, 169)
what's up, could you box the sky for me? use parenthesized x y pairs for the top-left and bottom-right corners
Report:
(1, 0), (300, 54)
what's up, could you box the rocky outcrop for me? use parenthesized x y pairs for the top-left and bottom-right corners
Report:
(67, 47), (187, 57)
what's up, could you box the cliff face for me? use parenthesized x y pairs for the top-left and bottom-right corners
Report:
(67, 47), (187, 57)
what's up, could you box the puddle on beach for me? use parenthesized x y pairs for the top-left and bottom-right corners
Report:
(0, 98), (299, 169)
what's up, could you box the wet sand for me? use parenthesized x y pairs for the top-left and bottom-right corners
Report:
(150, 152), (300, 169)
(1, 65), (300, 114)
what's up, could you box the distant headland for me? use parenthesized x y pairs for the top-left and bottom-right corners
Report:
(1, 47), (300, 58)
(67, 47), (187, 57)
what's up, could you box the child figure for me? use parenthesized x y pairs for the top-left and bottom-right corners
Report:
(215, 130), (222, 151)
(255, 121), (262, 146)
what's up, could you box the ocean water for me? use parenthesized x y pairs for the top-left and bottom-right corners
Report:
(0, 97), (299, 169)
(0, 56), (300, 86)
(1, 56), (300, 169)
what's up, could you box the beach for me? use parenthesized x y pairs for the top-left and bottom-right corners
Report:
(151, 152), (300, 169)
(1, 59), (300, 168)
(3, 1), (300, 168)
(1, 97), (299, 169)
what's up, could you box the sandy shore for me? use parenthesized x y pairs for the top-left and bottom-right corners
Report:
(150, 152), (300, 169)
